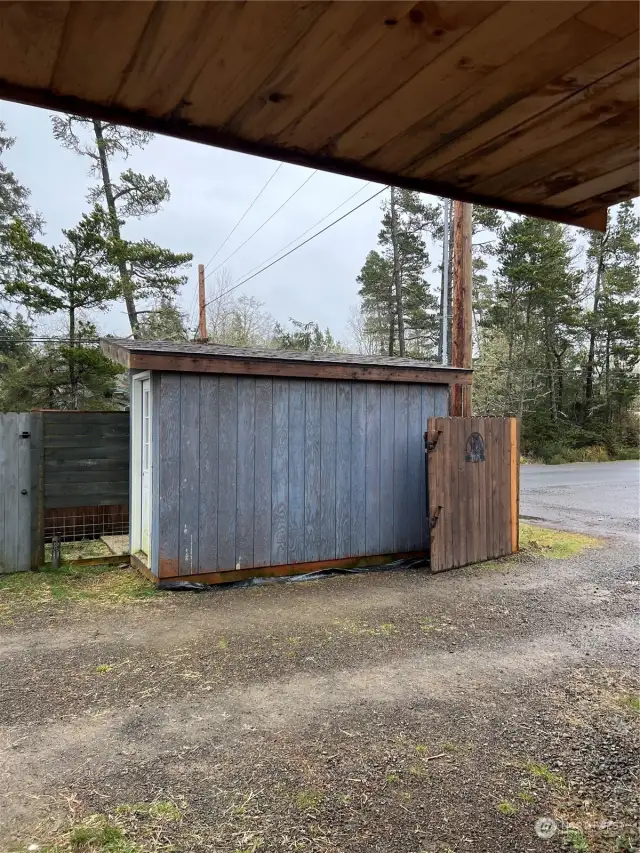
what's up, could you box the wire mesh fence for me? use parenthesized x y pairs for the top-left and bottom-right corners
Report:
(44, 505), (129, 543)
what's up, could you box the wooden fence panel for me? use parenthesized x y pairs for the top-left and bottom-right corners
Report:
(0, 413), (31, 572)
(428, 416), (520, 573)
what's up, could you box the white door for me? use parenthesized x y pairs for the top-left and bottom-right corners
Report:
(140, 378), (151, 555)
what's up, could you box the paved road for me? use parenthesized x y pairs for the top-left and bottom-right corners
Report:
(520, 460), (639, 539)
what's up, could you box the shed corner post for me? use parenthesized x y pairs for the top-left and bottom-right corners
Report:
(29, 411), (45, 570)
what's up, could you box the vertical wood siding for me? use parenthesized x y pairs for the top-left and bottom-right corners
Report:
(154, 374), (447, 576)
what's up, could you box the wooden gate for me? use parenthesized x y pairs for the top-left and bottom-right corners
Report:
(0, 413), (32, 573)
(426, 417), (519, 573)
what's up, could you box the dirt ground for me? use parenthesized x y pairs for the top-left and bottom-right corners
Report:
(0, 528), (638, 853)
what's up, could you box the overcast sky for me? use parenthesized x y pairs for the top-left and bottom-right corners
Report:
(1, 99), (412, 343)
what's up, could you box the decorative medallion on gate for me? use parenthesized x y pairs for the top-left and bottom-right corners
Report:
(465, 432), (485, 463)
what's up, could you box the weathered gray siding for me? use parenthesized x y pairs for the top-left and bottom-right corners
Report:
(152, 373), (447, 576)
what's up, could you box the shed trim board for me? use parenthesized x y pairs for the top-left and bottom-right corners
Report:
(101, 339), (471, 386)
(0, 2), (638, 230)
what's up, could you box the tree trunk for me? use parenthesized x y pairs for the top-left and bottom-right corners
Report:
(518, 292), (532, 420)
(390, 188), (405, 356)
(604, 331), (611, 424)
(92, 120), (141, 338)
(585, 232), (606, 418)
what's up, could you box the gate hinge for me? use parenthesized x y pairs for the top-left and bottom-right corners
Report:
(424, 429), (441, 453)
(429, 506), (441, 530)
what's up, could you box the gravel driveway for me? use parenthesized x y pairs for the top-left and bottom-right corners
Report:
(1, 526), (638, 853)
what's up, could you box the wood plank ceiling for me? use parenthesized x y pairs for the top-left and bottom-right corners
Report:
(0, 1), (637, 230)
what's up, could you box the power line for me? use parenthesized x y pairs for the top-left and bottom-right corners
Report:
(186, 162), (285, 328)
(204, 169), (317, 282)
(232, 182), (372, 284)
(203, 162), (284, 273)
(202, 185), (387, 311)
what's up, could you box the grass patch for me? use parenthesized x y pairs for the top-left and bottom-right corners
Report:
(520, 523), (598, 559)
(95, 664), (113, 675)
(496, 801), (518, 816)
(617, 692), (640, 713)
(44, 539), (113, 563)
(562, 828), (589, 851)
(30, 799), (183, 852)
(294, 790), (323, 810)
(526, 762), (565, 788)
(0, 563), (157, 618)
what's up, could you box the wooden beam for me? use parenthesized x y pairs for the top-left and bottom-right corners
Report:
(156, 550), (427, 584)
(123, 351), (472, 386)
(0, 79), (613, 231)
(450, 201), (473, 416)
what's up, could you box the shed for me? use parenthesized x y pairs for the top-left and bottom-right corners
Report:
(101, 339), (471, 582)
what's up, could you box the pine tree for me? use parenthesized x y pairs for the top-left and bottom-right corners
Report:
(51, 115), (192, 337)
(356, 189), (440, 358)
(273, 319), (342, 352)
(5, 208), (124, 408)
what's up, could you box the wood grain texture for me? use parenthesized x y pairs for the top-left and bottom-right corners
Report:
(335, 381), (352, 557)
(217, 376), (238, 570)
(304, 380), (322, 562)
(0, 1), (69, 88)
(393, 384), (409, 553)
(198, 376), (219, 573)
(365, 383), (381, 555)
(379, 384), (395, 554)
(320, 381), (337, 560)
(428, 416), (516, 572)
(366, 2), (595, 172)
(271, 379), (289, 566)
(350, 382), (367, 557)
(178, 374), (200, 575)
(236, 377), (256, 569)
(157, 373), (181, 577)
(406, 385), (423, 551)
(253, 378), (273, 567)
(288, 379), (306, 564)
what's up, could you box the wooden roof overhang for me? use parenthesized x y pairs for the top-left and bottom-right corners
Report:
(1, 1), (638, 232)
(101, 339), (472, 385)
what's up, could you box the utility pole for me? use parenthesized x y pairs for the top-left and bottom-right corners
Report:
(441, 197), (450, 365)
(390, 187), (405, 356)
(451, 201), (473, 417)
(198, 263), (207, 341)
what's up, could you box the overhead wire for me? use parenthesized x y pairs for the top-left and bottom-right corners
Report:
(232, 182), (373, 284)
(202, 185), (387, 310)
(203, 169), (318, 282)
(187, 161), (285, 328)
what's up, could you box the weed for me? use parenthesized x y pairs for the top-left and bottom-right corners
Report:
(415, 744), (429, 755)
(68, 819), (137, 852)
(294, 790), (323, 810)
(615, 834), (637, 852)
(95, 664), (113, 675)
(517, 791), (535, 804)
(442, 743), (458, 754)
(496, 801), (518, 816)
(562, 828), (589, 851)
(408, 765), (427, 778)
(0, 563), (156, 617)
(385, 773), (400, 784)
(527, 762), (564, 787)
(618, 693), (640, 713)
(519, 524), (598, 559)
(115, 801), (182, 821)
(216, 638), (228, 650)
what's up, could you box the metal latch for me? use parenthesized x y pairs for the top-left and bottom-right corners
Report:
(424, 430), (441, 453)
(20, 431), (30, 439)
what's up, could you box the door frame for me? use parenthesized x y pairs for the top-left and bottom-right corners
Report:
(131, 371), (153, 558)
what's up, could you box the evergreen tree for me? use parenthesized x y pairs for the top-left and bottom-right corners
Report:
(273, 319), (342, 352)
(0, 120), (42, 283)
(4, 208), (124, 409)
(51, 115), (192, 337)
(356, 189), (440, 358)
(138, 297), (188, 341)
